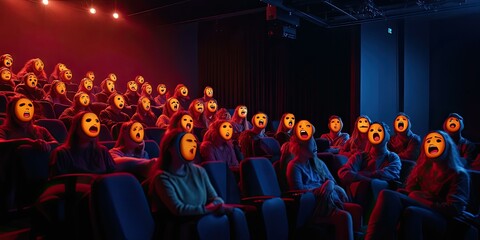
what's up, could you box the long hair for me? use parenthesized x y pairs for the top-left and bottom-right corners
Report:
(113, 121), (144, 154)
(150, 129), (188, 175)
(406, 130), (466, 191)
(136, 96), (156, 120)
(64, 111), (100, 148)
(3, 94), (35, 133)
(166, 110), (191, 134)
(276, 112), (294, 134)
(203, 119), (233, 145)
(71, 91), (92, 112)
(162, 97), (179, 118)
(231, 105), (251, 131)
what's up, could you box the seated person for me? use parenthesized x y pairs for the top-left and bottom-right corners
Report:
(204, 98), (218, 127)
(94, 78), (116, 103)
(99, 93), (130, 130)
(16, 58), (47, 85)
(43, 80), (72, 105)
(48, 63), (68, 83)
(286, 120), (362, 240)
(339, 115), (372, 158)
(146, 130), (249, 240)
(0, 67), (15, 91)
(188, 98), (207, 130)
(238, 112), (268, 159)
(366, 130), (469, 240)
(77, 78), (97, 103)
(0, 54), (16, 81)
(231, 105), (252, 141)
(200, 120), (239, 170)
(153, 83), (168, 107)
(123, 80), (140, 106)
(109, 121), (154, 181)
(442, 113), (477, 168)
(140, 82), (155, 104)
(131, 96), (157, 127)
(156, 97), (180, 129)
(165, 110), (194, 135)
(274, 112), (295, 147)
(320, 115), (350, 154)
(338, 122), (401, 221)
(59, 91), (92, 130)
(14, 72), (46, 101)
(172, 83), (190, 110)
(387, 112), (421, 161)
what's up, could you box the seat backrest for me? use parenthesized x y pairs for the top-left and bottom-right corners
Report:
(400, 159), (416, 187)
(0, 93), (7, 113)
(35, 100), (56, 119)
(144, 139), (160, 158)
(53, 103), (70, 120)
(196, 214), (230, 240)
(35, 118), (68, 143)
(90, 172), (155, 240)
(90, 102), (108, 117)
(467, 169), (480, 215)
(201, 161), (241, 204)
(240, 157), (281, 197)
(144, 127), (166, 145)
(253, 137), (281, 163)
(99, 124), (114, 142)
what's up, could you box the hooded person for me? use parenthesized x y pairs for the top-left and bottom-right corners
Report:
(154, 83), (169, 107)
(49, 111), (115, 176)
(146, 130), (249, 240)
(320, 115), (350, 154)
(77, 78), (97, 103)
(274, 112), (296, 147)
(442, 113), (477, 168)
(231, 105), (252, 141)
(59, 91), (92, 129)
(140, 82), (155, 105)
(156, 97), (180, 129)
(172, 83), (190, 110)
(43, 80), (72, 105)
(131, 96), (157, 127)
(188, 98), (207, 129)
(201, 86), (214, 103)
(165, 110), (194, 135)
(109, 121), (154, 181)
(0, 67), (15, 91)
(238, 112), (268, 159)
(366, 130), (469, 240)
(204, 98), (218, 127)
(14, 72), (46, 101)
(94, 78), (116, 103)
(99, 93), (130, 130)
(387, 112), (421, 161)
(0, 54), (16, 80)
(134, 75), (145, 87)
(200, 119), (239, 168)
(215, 108), (231, 121)
(338, 122), (402, 222)
(16, 58), (47, 85)
(123, 80), (140, 106)
(339, 115), (372, 158)
(48, 63), (69, 83)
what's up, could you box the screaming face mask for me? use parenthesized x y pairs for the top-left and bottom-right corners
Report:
(368, 123), (385, 145)
(219, 121), (233, 140)
(253, 113), (268, 129)
(283, 113), (295, 130)
(424, 132), (445, 159)
(207, 100), (217, 113)
(129, 122), (144, 143)
(81, 112), (100, 138)
(394, 115), (409, 133)
(114, 95), (125, 109)
(14, 98), (34, 122)
(295, 120), (313, 141)
(180, 133), (198, 161)
(181, 114), (194, 133)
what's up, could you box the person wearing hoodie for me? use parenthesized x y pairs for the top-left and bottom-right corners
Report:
(156, 97), (180, 129)
(99, 93), (130, 130)
(274, 112), (295, 147)
(442, 113), (477, 168)
(339, 115), (372, 158)
(387, 112), (421, 161)
(320, 115), (350, 154)
(238, 112), (269, 159)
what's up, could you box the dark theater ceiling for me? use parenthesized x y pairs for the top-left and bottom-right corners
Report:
(61, 0), (480, 27)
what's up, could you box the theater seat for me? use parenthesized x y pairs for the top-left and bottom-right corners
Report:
(144, 127), (166, 145)
(253, 137), (281, 163)
(35, 119), (68, 143)
(90, 173), (155, 240)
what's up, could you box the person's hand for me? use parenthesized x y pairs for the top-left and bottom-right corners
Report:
(206, 202), (224, 215)
(408, 191), (434, 207)
(33, 139), (51, 152)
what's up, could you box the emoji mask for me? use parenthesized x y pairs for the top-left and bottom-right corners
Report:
(180, 133), (197, 161)
(180, 86), (188, 97)
(219, 121), (233, 140)
(61, 69), (73, 82)
(25, 73), (38, 88)
(14, 98), (34, 122)
(295, 120), (313, 141)
(329, 117), (343, 133)
(81, 112), (100, 138)
(444, 116), (462, 134)
(129, 122), (144, 143)
(237, 106), (248, 118)
(83, 79), (93, 91)
(86, 71), (95, 81)
(157, 84), (166, 95)
(424, 132), (445, 159)
(1, 68), (11, 81)
(204, 86), (213, 98)
(58, 63), (67, 72)
(357, 117), (370, 134)
(3, 54), (13, 67)
(283, 113), (295, 130)
(106, 80), (115, 93)
(394, 114), (409, 133)
(114, 94), (125, 109)
(145, 84), (153, 95)
(79, 93), (90, 107)
(55, 82), (66, 95)
(34, 59), (44, 72)
(207, 100), (217, 113)
(253, 113), (268, 129)
(368, 123), (385, 145)
(141, 97), (151, 111)
(108, 73), (117, 82)
(194, 101), (204, 113)
(127, 81), (138, 92)
(181, 114), (194, 133)
(169, 98), (179, 112)
(135, 75), (145, 84)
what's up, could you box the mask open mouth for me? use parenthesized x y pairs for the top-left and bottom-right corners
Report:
(428, 146), (439, 154)
(61, 90), (65, 94)
(373, 133), (380, 141)
(198, 107), (203, 111)
(259, 120), (264, 126)
(119, 104), (123, 108)
(300, 130), (308, 138)
(110, 88), (114, 92)
(450, 123), (456, 128)
(83, 101), (88, 105)
(89, 126), (98, 133)
(145, 105), (150, 110)
(398, 122), (404, 130)
(210, 105), (215, 110)
(241, 111), (246, 115)
(136, 133), (141, 139)
(226, 132), (230, 137)
(24, 112), (30, 118)
(173, 104), (178, 110)
(288, 121), (293, 126)
(87, 86), (92, 90)
(186, 123), (192, 130)
(189, 148), (195, 154)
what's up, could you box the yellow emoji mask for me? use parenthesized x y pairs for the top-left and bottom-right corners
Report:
(357, 117), (370, 134)
(424, 132), (445, 159)
(180, 86), (188, 97)
(58, 63), (67, 72)
(237, 106), (248, 118)
(108, 73), (117, 82)
(129, 122), (144, 143)
(15, 98), (34, 122)
(253, 113), (268, 129)
(169, 98), (179, 112)
(128, 81), (138, 92)
(62, 69), (73, 82)
(181, 114), (194, 133)
(79, 93), (90, 107)
(26, 74), (38, 88)
(135, 75), (145, 84)
(55, 82), (66, 95)
(157, 84), (166, 95)
(394, 115), (409, 133)
(114, 95), (125, 109)
(145, 84), (153, 95)
(1, 69), (11, 81)
(180, 133), (197, 161)
(283, 113), (295, 130)
(83, 79), (93, 91)
(34, 59), (44, 72)
(329, 117), (343, 133)
(86, 71), (95, 81)
(106, 80), (115, 93)
(204, 86), (213, 98)
(207, 100), (217, 113)
(445, 117), (461, 133)
(81, 112), (100, 138)
(295, 120), (313, 141)
(194, 101), (204, 113)
(219, 121), (233, 141)
(141, 97), (151, 111)
(368, 123), (385, 145)
(3, 55), (13, 67)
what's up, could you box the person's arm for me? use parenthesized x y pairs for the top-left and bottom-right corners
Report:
(199, 141), (216, 162)
(431, 170), (470, 217)
(337, 153), (371, 184)
(286, 161), (307, 190)
(371, 152), (402, 181)
(398, 135), (421, 160)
